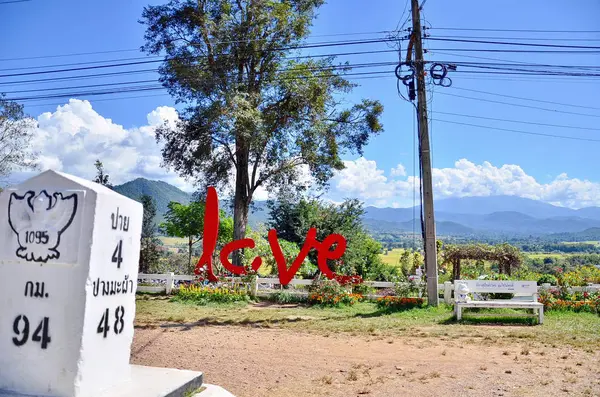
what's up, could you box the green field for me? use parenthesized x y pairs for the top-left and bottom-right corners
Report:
(561, 241), (600, 246)
(159, 236), (188, 247)
(378, 248), (406, 266)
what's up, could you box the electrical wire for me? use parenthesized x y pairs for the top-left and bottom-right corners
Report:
(449, 87), (600, 111)
(426, 48), (600, 54)
(432, 119), (600, 143)
(431, 27), (600, 33)
(429, 50), (600, 70)
(0, 0), (31, 4)
(0, 48), (398, 74)
(434, 111), (600, 131)
(436, 92), (600, 118)
(426, 37), (600, 50)
(22, 93), (173, 108)
(0, 58), (398, 87)
(8, 70), (396, 102)
(0, 38), (396, 78)
(429, 35), (600, 42)
(1, 61), (397, 95)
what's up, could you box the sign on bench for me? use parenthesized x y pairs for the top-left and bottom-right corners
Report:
(454, 280), (543, 324)
(460, 280), (538, 295)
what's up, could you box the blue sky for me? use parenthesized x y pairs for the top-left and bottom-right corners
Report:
(1, 0), (600, 208)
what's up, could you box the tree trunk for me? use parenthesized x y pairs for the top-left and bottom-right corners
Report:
(188, 236), (192, 268)
(233, 142), (251, 268)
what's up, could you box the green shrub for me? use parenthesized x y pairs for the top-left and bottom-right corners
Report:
(352, 283), (375, 296)
(537, 274), (558, 286)
(267, 291), (308, 304)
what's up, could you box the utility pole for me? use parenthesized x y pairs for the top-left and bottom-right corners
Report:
(410, 0), (438, 306)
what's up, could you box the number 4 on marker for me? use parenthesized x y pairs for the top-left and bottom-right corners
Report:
(97, 308), (110, 338)
(112, 240), (123, 268)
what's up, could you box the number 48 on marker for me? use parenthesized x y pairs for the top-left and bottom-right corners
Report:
(97, 306), (125, 338)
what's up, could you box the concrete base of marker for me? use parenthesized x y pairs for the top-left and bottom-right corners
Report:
(0, 365), (230, 397)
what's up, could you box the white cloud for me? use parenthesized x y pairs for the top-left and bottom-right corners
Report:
(390, 164), (406, 177)
(14, 99), (194, 191)
(330, 157), (600, 209)
(12, 100), (599, 210)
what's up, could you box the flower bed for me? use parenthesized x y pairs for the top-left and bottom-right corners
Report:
(538, 289), (600, 314)
(173, 283), (250, 304)
(307, 292), (363, 306)
(376, 296), (424, 310)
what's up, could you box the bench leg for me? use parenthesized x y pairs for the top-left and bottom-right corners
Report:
(456, 305), (462, 321)
(538, 307), (544, 325)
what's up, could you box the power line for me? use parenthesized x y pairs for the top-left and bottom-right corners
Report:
(432, 119), (600, 143)
(430, 27), (600, 34)
(22, 93), (173, 108)
(426, 48), (600, 54)
(434, 111), (600, 131)
(431, 60), (600, 72)
(447, 64), (600, 77)
(0, 68), (159, 86)
(449, 87), (600, 111)
(8, 70), (396, 102)
(22, 74), (398, 109)
(436, 92), (600, 118)
(0, 49), (142, 63)
(0, 48), (397, 74)
(0, 0), (31, 4)
(0, 79), (158, 95)
(426, 37), (600, 50)
(430, 35), (600, 42)
(1, 61), (397, 94)
(430, 50), (600, 68)
(0, 37), (396, 78)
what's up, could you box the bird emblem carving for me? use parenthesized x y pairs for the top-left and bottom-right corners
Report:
(8, 190), (78, 263)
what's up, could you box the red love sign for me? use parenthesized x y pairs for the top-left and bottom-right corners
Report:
(194, 187), (346, 285)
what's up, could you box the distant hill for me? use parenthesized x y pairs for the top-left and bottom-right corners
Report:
(113, 178), (191, 223)
(112, 178), (600, 240)
(549, 227), (600, 242)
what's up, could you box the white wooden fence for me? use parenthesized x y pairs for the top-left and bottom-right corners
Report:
(136, 273), (600, 304)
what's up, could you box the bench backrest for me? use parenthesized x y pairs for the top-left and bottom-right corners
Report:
(457, 280), (538, 295)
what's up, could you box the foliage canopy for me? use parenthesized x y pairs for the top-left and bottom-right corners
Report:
(140, 0), (384, 265)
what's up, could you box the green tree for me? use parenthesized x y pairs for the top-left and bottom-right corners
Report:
(139, 194), (161, 273)
(242, 227), (313, 277)
(160, 201), (206, 268)
(93, 159), (113, 188)
(0, 95), (37, 179)
(160, 200), (234, 269)
(268, 197), (382, 278)
(140, 0), (384, 266)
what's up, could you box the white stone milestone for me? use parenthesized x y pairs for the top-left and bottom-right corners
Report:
(0, 170), (143, 397)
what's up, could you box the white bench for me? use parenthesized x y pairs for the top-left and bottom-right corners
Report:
(454, 280), (544, 324)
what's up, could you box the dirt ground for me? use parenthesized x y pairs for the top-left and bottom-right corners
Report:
(131, 323), (600, 397)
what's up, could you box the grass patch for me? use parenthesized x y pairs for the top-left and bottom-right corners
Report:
(134, 299), (600, 348)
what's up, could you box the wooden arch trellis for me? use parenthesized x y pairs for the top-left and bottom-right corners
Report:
(443, 243), (523, 281)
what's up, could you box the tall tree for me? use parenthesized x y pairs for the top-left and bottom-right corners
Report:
(93, 159), (113, 188)
(0, 95), (37, 180)
(139, 194), (161, 273)
(140, 0), (384, 266)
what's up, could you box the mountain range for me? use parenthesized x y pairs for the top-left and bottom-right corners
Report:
(113, 178), (600, 239)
